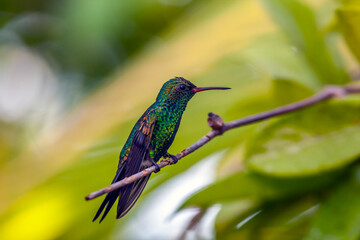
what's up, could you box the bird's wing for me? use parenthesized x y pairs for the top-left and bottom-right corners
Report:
(124, 109), (157, 176)
(93, 109), (157, 222)
(115, 109), (157, 218)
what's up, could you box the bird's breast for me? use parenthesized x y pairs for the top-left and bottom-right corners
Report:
(150, 108), (183, 160)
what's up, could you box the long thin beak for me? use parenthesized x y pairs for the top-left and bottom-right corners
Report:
(193, 87), (231, 92)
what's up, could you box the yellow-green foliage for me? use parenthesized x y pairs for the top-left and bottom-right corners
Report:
(1, 0), (360, 239)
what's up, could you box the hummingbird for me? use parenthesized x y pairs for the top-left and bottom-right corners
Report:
(93, 77), (230, 222)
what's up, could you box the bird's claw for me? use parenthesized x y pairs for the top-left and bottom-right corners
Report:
(169, 154), (178, 164)
(164, 153), (178, 164)
(149, 158), (161, 173)
(153, 164), (161, 173)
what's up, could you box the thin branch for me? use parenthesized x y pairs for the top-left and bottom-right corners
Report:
(85, 84), (360, 201)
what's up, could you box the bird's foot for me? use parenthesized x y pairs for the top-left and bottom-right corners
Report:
(170, 155), (178, 164)
(165, 153), (178, 164)
(153, 163), (161, 173)
(149, 158), (161, 173)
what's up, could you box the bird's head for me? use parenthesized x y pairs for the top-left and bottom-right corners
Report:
(156, 77), (230, 104)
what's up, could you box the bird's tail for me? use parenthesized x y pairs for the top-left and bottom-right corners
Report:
(92, 170), (151, 222)
(92, 169), (123, 223)
(116, 174), (151, 219)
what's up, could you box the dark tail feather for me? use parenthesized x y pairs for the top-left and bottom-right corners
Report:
(93, 174), (150, 222)
(93, 132), (151, 222)
(116, 174), (151, 219)
(92, 189), (120, 223)
(92, 169), (123, 223)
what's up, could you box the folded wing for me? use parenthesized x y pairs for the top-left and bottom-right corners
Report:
(93, 110), (157, 222)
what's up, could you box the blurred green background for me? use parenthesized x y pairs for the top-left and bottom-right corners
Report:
(1, 0), (360, 239)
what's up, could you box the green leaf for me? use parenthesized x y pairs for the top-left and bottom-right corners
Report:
(216, 79), (313, 178)
(305, 166), (360, 240)
(180, 171), (336, 209)
(261, 0), (349, 85)
(272, 79), (314, 105)
(242, 34), (322, 90)
(218, 197), (318, 240)
(246, 98), (360, 177)
(337, 5), (360, 62)
(215, 200), (256, 236)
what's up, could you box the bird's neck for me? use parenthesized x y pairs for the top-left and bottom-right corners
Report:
(157, 98), (188, 113)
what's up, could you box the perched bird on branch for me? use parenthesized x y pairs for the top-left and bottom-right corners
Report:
(92, 77), (230, 222)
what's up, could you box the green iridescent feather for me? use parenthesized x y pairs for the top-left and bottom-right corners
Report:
(92, 77), (229, 222)
(120, 77), (196, 163)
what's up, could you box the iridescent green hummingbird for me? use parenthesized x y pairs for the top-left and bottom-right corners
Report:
(93, 77), (230, 222)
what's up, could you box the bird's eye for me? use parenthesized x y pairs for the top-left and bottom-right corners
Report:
(179, 84), (186, 91)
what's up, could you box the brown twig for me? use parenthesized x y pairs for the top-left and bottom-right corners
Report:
(85, 84), (360, 201)
(177, 209), (205, 240)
